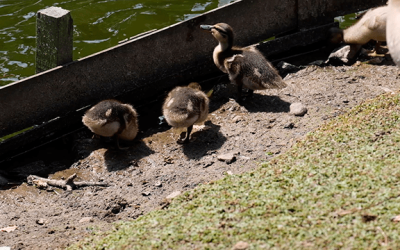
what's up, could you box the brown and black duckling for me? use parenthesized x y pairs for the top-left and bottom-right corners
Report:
(388, 0), (400, 66)
(162, 82), (209, 144)
(200, 23), (286, 101)
(330, 6), (388, 55)
(82, 99), (138, 149)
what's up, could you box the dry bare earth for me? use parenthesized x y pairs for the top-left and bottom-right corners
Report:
(1, 62), (400, 249)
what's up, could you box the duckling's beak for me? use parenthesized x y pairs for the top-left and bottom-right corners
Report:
(200, 25), (213, 32)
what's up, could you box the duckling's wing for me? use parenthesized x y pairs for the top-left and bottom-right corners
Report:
(224, 54), (243, 80)
(241, 49), (286, 89)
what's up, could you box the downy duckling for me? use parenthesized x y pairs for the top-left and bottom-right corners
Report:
(330, 6), (388, 54)
(387, 0), (400, 66)
(162, 82), (209, 144)
(200, 23), (286, 101)
(82, 99), (138, 149)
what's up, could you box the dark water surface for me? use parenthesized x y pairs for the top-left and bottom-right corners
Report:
(0, 0), (234, 85)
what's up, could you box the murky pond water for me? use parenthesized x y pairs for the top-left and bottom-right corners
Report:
(0, 0), (234, 85)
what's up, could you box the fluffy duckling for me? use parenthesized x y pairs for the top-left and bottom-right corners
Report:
(82, 99), (138, 149)
(387, 0), (400, 66)
(162, 82), (209, 144)
(200, 23), (286, 101)
(330, 6), (388, 53)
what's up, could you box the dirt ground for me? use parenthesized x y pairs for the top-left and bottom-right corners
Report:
(1, 50), (400, 249)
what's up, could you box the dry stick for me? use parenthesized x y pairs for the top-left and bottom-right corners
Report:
(337, 193), (400, 218)
(27, 174), (109, 191)
(377, 226), (388, 246)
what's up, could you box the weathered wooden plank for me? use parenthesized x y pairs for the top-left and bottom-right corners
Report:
(0, 0), (297, 138)
(36, 7), (73, 73)
(0, 23), (336, 164)
(298, 0), (387, 28)
(0, 0), (387, 163)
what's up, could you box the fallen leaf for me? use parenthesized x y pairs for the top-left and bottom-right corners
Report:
(233, 241), (249, 250)
(391, 215), (400, 222)
(166, 191), (181, 200)
(0, 226), (18, 232)
(79, 217), (93, 223)
(335, 208), (359, 217)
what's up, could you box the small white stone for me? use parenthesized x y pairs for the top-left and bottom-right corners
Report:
(36, 219), (45, 225)
(79, 217), (93, 223)
(217, 153), (236, 164)
(290, 103), (307, 116)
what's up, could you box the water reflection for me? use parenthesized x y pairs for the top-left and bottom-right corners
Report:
(0, 0), (235, 86)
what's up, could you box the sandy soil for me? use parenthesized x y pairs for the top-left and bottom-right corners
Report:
(1, 52), (400, 249)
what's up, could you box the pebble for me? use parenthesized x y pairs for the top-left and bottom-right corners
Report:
(284, 122), (295, 129)
(232, 116), (243, 123)
(326, 44), (362, 65)
(79, 217), (93, 223)
(217, 153), (236, 164)
(203, 161), (214, 168)
(233, 241), (249, 250)
(290, 102), (307, 116)
(166, 191), (181, 200)
(155, 181), (162, 187)
(367, 57), (384, 65)
(142, 192), (151, 196)
(276, 61), (301, 75)
(36, 219), (45, 225)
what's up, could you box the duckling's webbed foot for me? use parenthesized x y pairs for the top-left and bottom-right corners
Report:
(177, 125), (193, 144)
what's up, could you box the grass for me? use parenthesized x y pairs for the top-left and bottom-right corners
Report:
(72, 92), (400, 249)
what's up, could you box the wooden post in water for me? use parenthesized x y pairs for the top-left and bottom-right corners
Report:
(36, 7), (73, 73)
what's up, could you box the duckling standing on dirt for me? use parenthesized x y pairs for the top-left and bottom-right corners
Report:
(82, 99), (139, 150)
(330, 6), (388, 54)
(200, 23), (286, 101)
(387, 0), (400, 66)
(162, 82), (209, 144)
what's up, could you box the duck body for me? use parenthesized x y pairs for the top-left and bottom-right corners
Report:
(331, 6), (388, 45)
(387, 0), (400, 66)
(163, 82), (209, 143)
(201, 23), (286, 100)
(82, 99), (138, 149)
(214, 46), (285, 91)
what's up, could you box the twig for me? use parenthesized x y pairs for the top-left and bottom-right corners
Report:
(27, 174), (109, 191)
(377, 227), (388, 246)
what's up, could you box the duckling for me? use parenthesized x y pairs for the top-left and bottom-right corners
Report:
(162, 82), (209, 144)
(330, 6), (388, 54)
(200, 23), (286, 101)
(387, 0), (400, 66)
(82, 99), (138, 149)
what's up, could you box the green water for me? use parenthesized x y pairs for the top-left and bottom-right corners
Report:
(0, 0), (234, 86)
